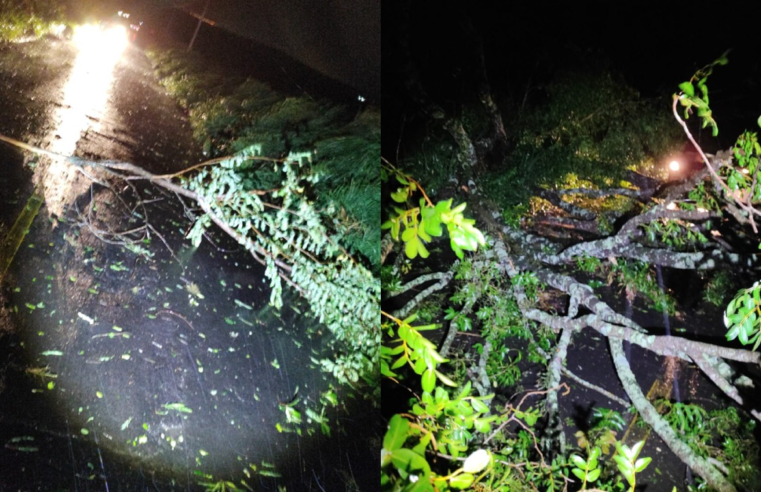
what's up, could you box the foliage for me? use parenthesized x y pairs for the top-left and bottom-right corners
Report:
(451, 257), (552, 371)
(501, 203), (529, 229)
(658, 401), (760, 490)
(675, 56), (761, 357)
(382, 265), (403, 294)
(613, 441), (652, 492)
(148, 49), (379, 272)
(313, 110), (381, 269)
(723, 281), (761, 350)
(380, 313), (650, 492)
(703, 270), (732, 307)
(380, 173), (664, 491)
(144, 48), (383, 386)
(676, 52), (729, 137)
(0, 0), (65, 41)
(611, 260), (675, 315)
(576, 254), (603, 273)
(639, 216), (708, 249)
(658, 399), (707, 437)
(710, 407), (760, 490)
(183, 146), (379, 385)
(381, 312), (456, 391)
(482, 69), (681, 209)
(148, 49), (229, 108)
(382, 166), (485, 260)
(381, 316), (497, 491)
(570, 447), (602, 489)
(687, 181), (721, 213)
(721, 130), (761, 202)
(575, 407), (626, 456)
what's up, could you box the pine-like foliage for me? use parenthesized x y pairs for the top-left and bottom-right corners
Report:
(150, 50), (380, 384)
(184, 146), (379, 384)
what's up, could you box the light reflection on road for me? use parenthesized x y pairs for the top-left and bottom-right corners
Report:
(43, 24), (127, 216)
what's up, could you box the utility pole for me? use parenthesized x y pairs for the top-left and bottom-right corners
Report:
(187, 0), (212, 52)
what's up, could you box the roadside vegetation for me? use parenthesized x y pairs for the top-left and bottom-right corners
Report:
(0, 0), (67, 41)
(147, 48), (379, 274)
(145, 48), (380, 392)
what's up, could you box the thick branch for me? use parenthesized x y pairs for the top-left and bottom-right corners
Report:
(609, 337), (735, 492)
(390, 272), (453, 319)
(545, 328), (573, 453)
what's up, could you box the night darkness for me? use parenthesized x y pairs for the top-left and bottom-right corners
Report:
(383, 3), (761, 160)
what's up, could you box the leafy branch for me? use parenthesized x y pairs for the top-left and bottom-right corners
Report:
(382, 160), (485, 259)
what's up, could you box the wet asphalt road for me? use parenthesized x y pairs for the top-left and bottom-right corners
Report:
(0, 35), (378, 491)
(0, 34), (202, 233)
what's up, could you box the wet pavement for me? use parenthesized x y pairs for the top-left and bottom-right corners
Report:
(1, 33), (376, 490)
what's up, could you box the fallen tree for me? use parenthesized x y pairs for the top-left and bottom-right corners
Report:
(382, 54), (761, 491)
(0, 132), (379, 388)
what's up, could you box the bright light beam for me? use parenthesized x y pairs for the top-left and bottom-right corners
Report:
(669, 160), (681, 172)
(44, 23), (128, 216)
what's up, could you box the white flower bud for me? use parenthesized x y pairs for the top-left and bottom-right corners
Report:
(463, 449), (490, 473)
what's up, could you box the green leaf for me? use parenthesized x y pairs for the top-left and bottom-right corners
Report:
(634, 456), (652, 472)
(678, 82), (695, 96)
(630, 440), (645, 459)
(391, 448), (429, 473)
(739, 324), (749, 345)
(421, 368), (435, 393)
(588, 468), (601, 482)
(456, 381), (472, 400)
(391, 188), (408, 203)
(435, 370), (457, 387)
(473, 417), (490, 433)
(571, 468), (586, 480)
(412, 432), (432, 456)
(417, 240), (430, 259)
(423, 212), (443, 236)
(470, 398), (489, 413)
(413, 356), (426, 375)
(384, 415), (409, 452)
(449, 473), (474, 489)
(401, 227), (416, 243)
(405, 237), (419, 259)
(451, 242), (464, 259)
(613, 454), (629, 471)
(391, 356), (407, 370)
(571, 454), (587, 469)
(417, 222), (432, 242)
(726, 325), (740, 341)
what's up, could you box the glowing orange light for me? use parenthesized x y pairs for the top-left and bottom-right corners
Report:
(669, 160), (680, 171)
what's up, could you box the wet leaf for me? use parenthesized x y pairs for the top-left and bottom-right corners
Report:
(163, 402), (193, 413)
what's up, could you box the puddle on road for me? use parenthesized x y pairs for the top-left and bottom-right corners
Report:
(4, 183), (362, 488)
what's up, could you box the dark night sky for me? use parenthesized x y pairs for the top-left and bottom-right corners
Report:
(384, 2), (761, 152)
(125, 0), (379, 100)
